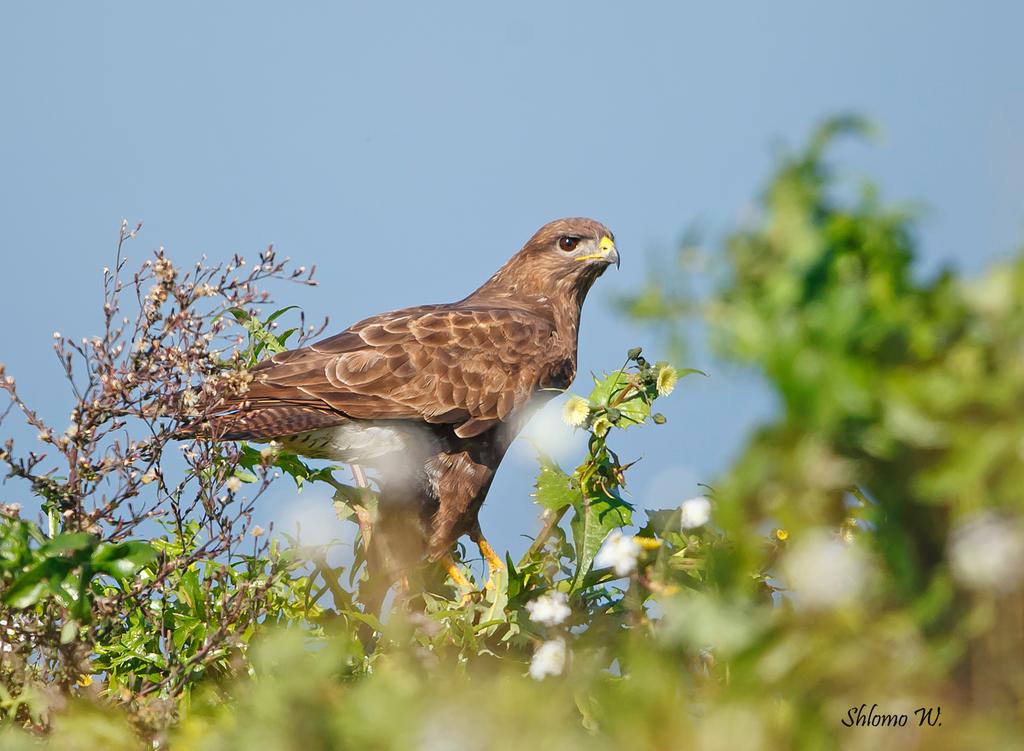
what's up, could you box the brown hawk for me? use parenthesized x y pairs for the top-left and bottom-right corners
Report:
(186, 217), (618, 603)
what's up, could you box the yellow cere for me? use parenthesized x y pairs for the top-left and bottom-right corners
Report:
(575, 235), (617, 262)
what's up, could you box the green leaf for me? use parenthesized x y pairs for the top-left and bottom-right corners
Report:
(39, 532), (96, 556)
(276, 328), (298, 348)
(60, 619), (79, 645)
(532, 454), (581, 511)
(266, 305), (299, 323)
(92, 541), (158, 579)
(331, 482), (378, 513)
(589, 372), (651, 427)
(231, 306), (296, 363)
(237, 443), (269, 474)
(569, 489), (633, 591)
(72, 564), (93, 622)
(332, 501), (355, 523)
(3, 558), (74, 608)
(340, 608), (385, 635)
(645, 508), (683, 536)
(274, 452), (318, 489)
(505, 553), (527, 601)
(233, 469), (259, 483)
(479, 567), (510, 636)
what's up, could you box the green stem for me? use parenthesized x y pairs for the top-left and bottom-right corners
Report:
(518, 505), (570, 568)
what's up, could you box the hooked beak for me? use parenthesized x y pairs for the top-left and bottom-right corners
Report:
(575, 235), (619, 268)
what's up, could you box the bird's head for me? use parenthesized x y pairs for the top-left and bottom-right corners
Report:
(523, 217), (619, 271)
(472, 217), (619, 305)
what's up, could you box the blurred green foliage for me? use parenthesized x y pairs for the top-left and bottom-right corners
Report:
(3, 117), (1024, 748)
(620, 115), (1024, 739)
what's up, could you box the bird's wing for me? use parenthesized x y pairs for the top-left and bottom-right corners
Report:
(236, 306), (562, 438)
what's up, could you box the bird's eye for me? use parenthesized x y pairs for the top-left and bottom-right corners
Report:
(558, 236), (580, 252)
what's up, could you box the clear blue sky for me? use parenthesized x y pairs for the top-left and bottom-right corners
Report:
(2, 2), (1022, 567)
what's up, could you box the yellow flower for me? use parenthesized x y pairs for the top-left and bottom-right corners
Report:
(656, 364), (678, 397)
(775, 528), (789, 541)
(633, 536), (662, 550)
(561, 395), (590, 427)
(591, 416), (612, 437)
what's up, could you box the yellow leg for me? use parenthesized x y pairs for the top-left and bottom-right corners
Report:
(442, 556), (477, 607)
(444, 555), (473, 589)
(478, 538), (504, 571)
(476, 537), (505, 591)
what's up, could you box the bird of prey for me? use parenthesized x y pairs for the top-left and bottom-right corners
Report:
(186, 217), (618, 602)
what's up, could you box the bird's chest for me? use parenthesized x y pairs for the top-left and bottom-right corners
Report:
(281, 421), (439, 467)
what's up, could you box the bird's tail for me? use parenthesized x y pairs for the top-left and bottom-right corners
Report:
(175, 405), (347, 442)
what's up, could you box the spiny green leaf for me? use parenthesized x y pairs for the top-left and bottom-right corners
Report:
(569, 489), (633, 592)
(532, 454), (581, 511)
(274, 452), (319, 489)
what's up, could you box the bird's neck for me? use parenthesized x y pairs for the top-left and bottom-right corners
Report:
(463, 273), (588, 344)
(463, 256), (601, 333)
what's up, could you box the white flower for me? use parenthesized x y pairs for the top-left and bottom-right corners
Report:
(525, 591), (571, 627)
(780, 530), (867, 610)
(594, 531), (641, 576)
(561, 395), (590, 427)
(949, 512), (1024, 592)
(679, 496), (712, 529)
(225, 476), (242, 493)
(529, 639), (567, 680)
